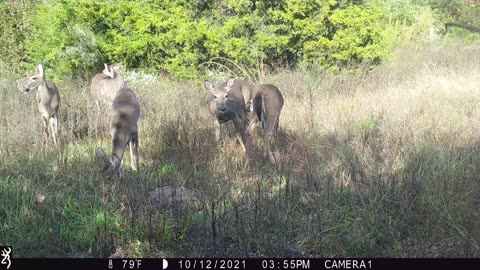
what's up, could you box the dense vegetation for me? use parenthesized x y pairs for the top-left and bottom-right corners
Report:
(1, 0), (479, 79)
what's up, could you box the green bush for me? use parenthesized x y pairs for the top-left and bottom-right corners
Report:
(6, 0), (477, 80)
(0, 0), (34, 73)
(381, 0), (437, 49)
(428, 0), (480, 41)
(25, 1), (105, 80)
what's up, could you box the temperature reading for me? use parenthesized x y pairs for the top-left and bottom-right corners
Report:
(122, 259), (142, 269)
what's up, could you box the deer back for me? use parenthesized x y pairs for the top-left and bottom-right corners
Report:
(91, 64), (125, 104)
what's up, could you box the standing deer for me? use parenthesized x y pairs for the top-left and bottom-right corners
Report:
(90, 63), (125, 137)
(96, 86), (140, 183)
(90, 63), (125, 105)
(204, 78), (251, 153)
(248, 84), (284, 164)
(20, 64), (61, 148)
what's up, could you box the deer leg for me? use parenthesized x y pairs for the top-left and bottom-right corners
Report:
(233, 116), (248, 153)
(263, 122), (276, 164)
(41, 116), (49, 149)
(213, 119), (220, 142)
(129, 134), (139, 171)
(234, 115), (251, 169)
(271, 117), (280, 152)
(55, 116), (59, 145)
(49, 115), (58, 147)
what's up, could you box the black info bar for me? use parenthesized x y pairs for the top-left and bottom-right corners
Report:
(2, 258), (480, 270)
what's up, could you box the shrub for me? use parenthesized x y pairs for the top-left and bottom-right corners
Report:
(11, 0), (478, 80)
(0, 0), (34, 73)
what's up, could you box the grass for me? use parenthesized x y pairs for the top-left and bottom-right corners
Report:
(1, 41), (480, 257)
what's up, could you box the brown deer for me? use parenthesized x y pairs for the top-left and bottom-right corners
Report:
(20, 64), (61, 148)
(96, 86), (140, 183)
(90, 63), (125, 105)
(204, 78), (251, 152)
(248, 84), (284, 164)
(90, 63), (125, 136)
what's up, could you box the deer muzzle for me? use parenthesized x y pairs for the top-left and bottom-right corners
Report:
(20, 86), (30, 93)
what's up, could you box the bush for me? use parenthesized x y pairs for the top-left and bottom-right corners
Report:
(25, 1), (105, 80)
(9, 0), (478, 80)
(382, 0), (438, 48)
(0, 0), (34, 73)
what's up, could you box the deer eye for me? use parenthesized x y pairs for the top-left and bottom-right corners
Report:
(214, 95), (218, 100)
(32, 77), (37, 81)
(225, 94), (228, 99)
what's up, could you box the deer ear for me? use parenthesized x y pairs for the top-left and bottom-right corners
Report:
(226, 78), (235, 88)
(204, 80), (215, 93)
(96, 147), (108, 163)
(103, 63), (114, 79)
(37, 64), (44, 78)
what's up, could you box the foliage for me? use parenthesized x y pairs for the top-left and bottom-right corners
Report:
(0, 0), (34, 73)
(381, 0), (438, 48)
(1, 0), (479, 80)
(12, 0), (393, 79)
(426, 0), (480, 40)
(24, 1), (105, 79)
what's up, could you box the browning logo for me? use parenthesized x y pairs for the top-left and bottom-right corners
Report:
(0, 247), (11, 270)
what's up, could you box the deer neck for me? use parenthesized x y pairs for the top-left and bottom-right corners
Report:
(36, 79), (51, 98)
(116, 73), (125, 88)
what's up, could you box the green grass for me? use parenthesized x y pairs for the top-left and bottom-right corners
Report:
(1, 42), (480, 257)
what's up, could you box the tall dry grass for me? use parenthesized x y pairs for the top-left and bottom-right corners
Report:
(1, 41), (480, 257)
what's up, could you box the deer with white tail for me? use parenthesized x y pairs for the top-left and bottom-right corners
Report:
(248, 84), (284, 164)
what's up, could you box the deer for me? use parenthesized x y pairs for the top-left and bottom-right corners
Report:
(96, 86), (140, 183)
(204, 78), (251, 153)
(90, 63), (125, 105)
(20, 64), (61, 148)
(90, 63), (125, 136)
(247, 84), (284, 164)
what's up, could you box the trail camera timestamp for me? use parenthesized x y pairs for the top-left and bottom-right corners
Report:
(178, 259), (247, 269)
(261, 260), (310, 269)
